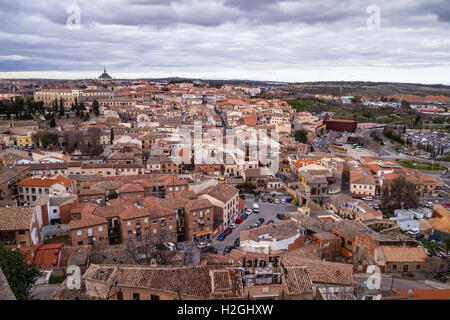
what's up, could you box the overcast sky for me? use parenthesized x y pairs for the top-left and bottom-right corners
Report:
(0, 0), (449, 83)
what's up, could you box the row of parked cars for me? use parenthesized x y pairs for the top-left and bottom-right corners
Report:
(261, 198), (286, 204)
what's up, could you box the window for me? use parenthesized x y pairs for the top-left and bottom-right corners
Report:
(18, 230), (25, 235)
(393, 264), (397, 270)
(77, 230), (82, 236)
(98, 226), (103, 232)
(151, 294), (160, 301)
(117, 292), (123, 300)
(416, 265), (421, 270)
(78, 240), (83, 245)
(133, 293), (140, 300)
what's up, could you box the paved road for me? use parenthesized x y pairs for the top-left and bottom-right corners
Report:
(30, 284), (60, 300)
(354, 273), (441, 291)
(210, 197), (297, 253)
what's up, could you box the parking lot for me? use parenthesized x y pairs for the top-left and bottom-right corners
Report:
(209, 195), (298, 253)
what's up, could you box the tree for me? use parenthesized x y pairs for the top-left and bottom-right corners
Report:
(0, 243), (41, 300)
(236, 182), (256, 193)
(40, 132), (59, 148)
(351, 96), (362, 104)
(59, 103), (65, 117)
(381, 176), (418, 209)
(294, 130), (308, 143)
(110, 128), (115, 144)
(49, 115), (56, 128)
(414, 114), (421, 125)
(445, 238), (450, 255)
(92, 99), (100, 117)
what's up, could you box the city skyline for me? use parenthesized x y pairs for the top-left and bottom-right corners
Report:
(0, 0), (449, 84)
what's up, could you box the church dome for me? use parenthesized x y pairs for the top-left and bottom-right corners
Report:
(98, 66), (112, 79)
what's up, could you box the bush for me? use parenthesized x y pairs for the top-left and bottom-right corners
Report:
(49, 275), (65, 284)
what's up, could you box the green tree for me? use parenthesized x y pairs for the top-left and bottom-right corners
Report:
(40, 132), (59, 148)
(294, 130), (308, 143)
(236, 182), (256, 193)
(351, 96), (362, 104)
(110, 127), (114, 144)
(59, 103), (65, 117)
(92, 99), (100, 117)
(414, 114), (421, 125)
(0, 243), (41, 300)
(49, 116), (56, 128)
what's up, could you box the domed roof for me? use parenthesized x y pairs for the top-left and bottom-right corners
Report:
(98, 66), (112, 79)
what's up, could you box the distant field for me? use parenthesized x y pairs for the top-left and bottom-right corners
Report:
(334, 111), (414, 124)
(285, 98), (340, 113)
(399, 160), (447, 171)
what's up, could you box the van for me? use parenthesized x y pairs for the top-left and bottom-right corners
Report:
(252, 203), (259, 210)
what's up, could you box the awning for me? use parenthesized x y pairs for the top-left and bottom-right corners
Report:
(195, 230), (213, 237)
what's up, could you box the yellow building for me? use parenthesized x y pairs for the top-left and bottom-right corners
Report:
(17, 136), (33, 147)
(99, 134), (111, 145)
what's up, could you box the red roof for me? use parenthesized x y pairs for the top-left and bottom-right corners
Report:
(17, 175), (73, 187)
(20, 243), (65, 269)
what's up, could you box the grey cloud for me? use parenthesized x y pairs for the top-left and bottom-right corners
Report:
(0, 0), (449, 83)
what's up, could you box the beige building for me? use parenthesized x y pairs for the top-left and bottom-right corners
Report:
(350, 166), (376, 198)
(200, 184), (239, 228)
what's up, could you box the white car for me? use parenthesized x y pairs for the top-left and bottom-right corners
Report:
(363, 197), (373, 201)
(281, 199), (286, 204)
(230, 223), (238, 229)
(164, 242), (176, 251)
(246, 209), (253, 215)
(197, 242), (210, 249)
(274, 199), (280, 204)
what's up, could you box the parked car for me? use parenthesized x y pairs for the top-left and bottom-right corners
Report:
(234, 237), (240, 247)
(262, 198), (267, 202)
(267, 220), (275, 225)
(277, 213), (285, 220)
(235, 218), (243, 224)
(175, 243), (184, 250)
(197, 241), (210, 249)
(217, 233), (226, 241)
(415, 233), (425, 239)
(268, 198), (274, 203)
(241, 213), (248, 220)
(164, 242), (176, 251)
(223, 246), (235, 255)
(363, 197), (373, 201)
(274, 199), (280, 204)
(245, 209), (253, 215)
(229, 223), (238, 229)
(257, 218), (265, 224)
(224, 228), (233, 235)
(281, 199), (286, 204)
